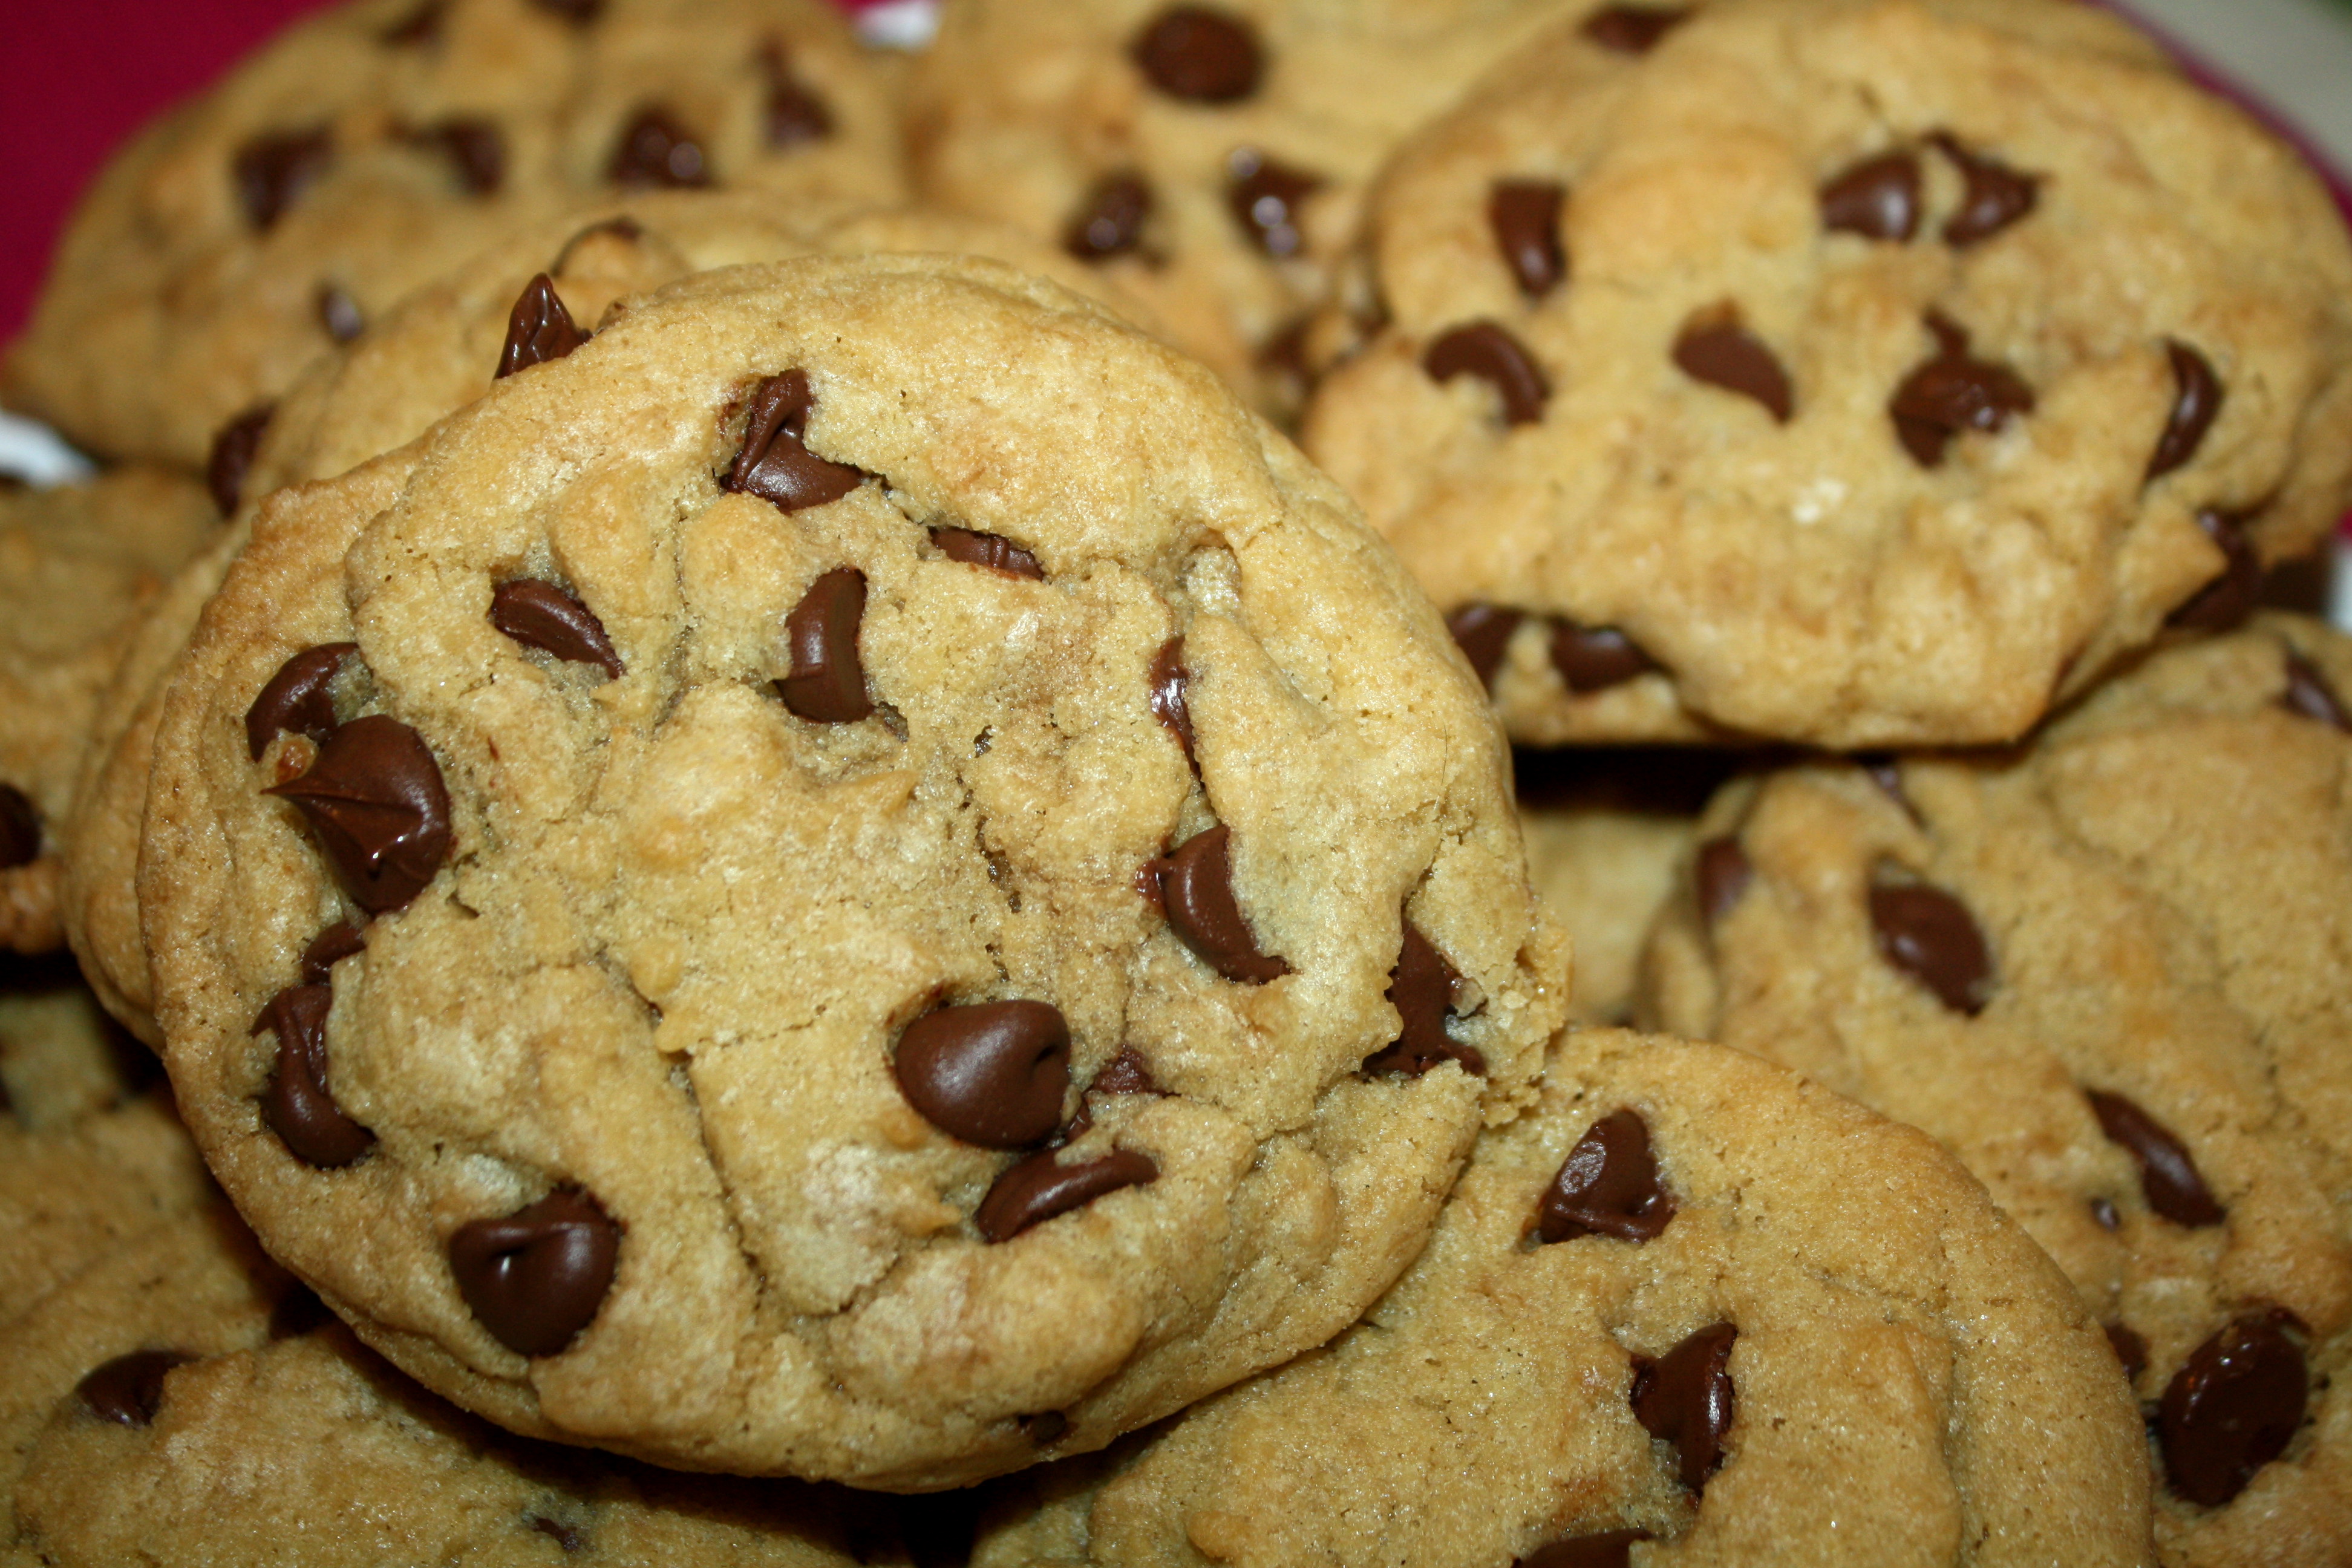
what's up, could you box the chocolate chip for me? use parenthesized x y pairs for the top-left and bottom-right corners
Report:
(2282, 651), (2352, 733)
(2085, 1089), (2224, 1228)
(976, 1147), (1158, 1243)
(775, 568), (872, 724)
(448, 1189), (620, 1357)
(725, 370), (864, 514)
(268, 1284), (333, 1340)
(266, 714), (453, 916)
(1065, 171), (1152, 261)
(1363, 919), (1483, 1077)
(893, 1001), (1071, 1149)
(1820, 150), (1921, 241)
(530, 1517), (587, 1553)
(316, 284), (364, 344)
(2159, 1312), (2308, 1507)
(1550, 620), (1658, 693)
(207, 404), (274, 515)
(255, 984), (373, 1168)
(2148, 341), (2222, 481)
(246, 642), (358, 760)
(1489, 178), (1567, 299)
(933, 528), (1044, 580)
(1226, 148), (1321, 258)
(1630, 1321), (1737, 1493)
(1674, 313), (1793, 422)
(1445, 604), (1524, 690)
(380, 0), (444, 45)
(1424, 322), (1549, 426)
(491, 580), (623, 679)
(1517, 1531), (1656, 1568)
(1889, 314), (2033, 467)
(1581, 5), (1690, 51)
(762, 44), (833, 147)
(2090, 1195), (2121, 1232)
(1088, 1047), (1163, 1099)
(77, 1350), (195, 1427)
(2167, 508), (2261, 630)
(1149, 636), (1196, 765)
(302, 918), (368, 991)
(1019, 1410), (1070, 1446)
(1868, 878), (1993, 1014)
(1929, 132), (2040, 247)
(530, 0), (603, 21)
(2108, 1322), (2149, 1385)
(1538, 1108), (1675, 1243)
(234, 127), (332, 230)
(608, 108), (708, 188)
(410, 117), (505, 195)
(1148, 825), (1291, 983)
(1130, 5), (1263, 102)
(1694, 835), (1750, 926)
(495, 275), (587, 379)
(0, 786), (39, 871)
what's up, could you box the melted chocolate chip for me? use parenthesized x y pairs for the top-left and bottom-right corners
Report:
(1674, 315), (1793, 422)
(1581, 4), (1690, 52)
(530, 1517), (587, 1553)
(1226, 148), (1321, 258)
(1550, 621), (1658, 693)
(410, 117), (505, 195)
(207, 404), (274, 515)
(495, 275), (587, 379)
(2148, 341), (2222, 481)
(893, 1001), (1071, 1149)
(2085, 1089), (2224, 1228)
(725, 370), (864, 513)
(448, 1189), (620, 1357)
(529, 0), (603, 22)
(933, 528), (1045, 579)
(255, 984), (373, 1168)
(976, 1147), (1158, 1243)
(1149, 636), (1196, 765)
(2090, 1195), (2122, 1232)
(1446, 604), (1525, 690)
(1363, 919), (1483, 1077)
(1424, 322), (1549, 426)
(379, 0), (444, 45)
(266, 714), (453, 915)
(775, 567), (872, 724)
(1149, 825), (1291, 983)
(1889, 315), (2034, 467)
(2167, 508), (2262, 631)
(2159, 1312), (2308, 1507)
(77, 1350), (195, 1426)
(1930, 133), (2040, 246)
(1868, 878), (1993, 1014)
(301, 920), (365, 983)
(1517, 1531), (1656, 1568)
(1538, 1108), (1675, 1243)
(245, 642), (358, 760)
(2282, 651), (2352, 733)
(1088, 1047), (1163, 1099)
(1694, 835), (1751, 926)
(1130, 5), (1263, 102)
(234, 127), (332, 230)
(317, 284), (364, 344)
(1065, 171), (1153, 260)
(0, 786), (39, 871)
(1489, 178), (1567, 299)
(1820, 150), (1921, 241)
(1630, 1321), (1737, 1492)
(762, 44), (833, 147)
(2108, 1322), (2149, 1385)
(491, 580), (623, 679)
(608, 108), (708, 188)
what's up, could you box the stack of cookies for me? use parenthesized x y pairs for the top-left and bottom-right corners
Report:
(2, 0), (2349, 1563)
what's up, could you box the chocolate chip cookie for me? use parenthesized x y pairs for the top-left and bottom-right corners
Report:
(1302, 0), (2352, 746)
(2, 0), (906, 471)
(140, 254), (1567, 1486)
(1645, 613), (2352, 1560)
(970, 1027), (2155, 1566)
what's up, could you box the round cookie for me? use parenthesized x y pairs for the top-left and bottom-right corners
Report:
(968, 1028), (2154, 1566)
(140, 255), (1568, 1486)
(1644, 613), (2352, 1562)
(1, 0), (906, 471)
(1301, 0), (2352, 747)
(904, 0), (1589, 416)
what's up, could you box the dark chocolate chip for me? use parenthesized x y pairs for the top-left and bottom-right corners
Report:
(245, 642), (358, 760)
(1149, 636), (1196, 765)
(893, 1001), (1071, 1149)
(1630, 1321), (1737, 1493)
(1550, 620), (1658, 693)
(77, 1350), (196, 1426)
(1446, 604), (1525, 691)
(495, 275), (587, 379)
(2148, 341), (2222, 481)
(1363, 918), (1483, 1077)
(1516, 1530), (1656, 1568)
(1694, 835), (1751, 927)
(1130, 5), (1263, 102)
(530, 1517), (587, 1553)
(448, 1188), (620, 1357)
(255, 983), (373, 1168)
(234, 127), (333, 230)
(316, 284), (365, 344)
(2085, 1089), (2224, 1228)
(725, 370), (864, 514)
(607, 108), (708, 188)
(1889, 314), (2034, 468)
(2108, 1322), (2149, 1385)
(1489, 178), (1567, 299)
(1868, 878), (1994, 1015)
(933, 528), (1045, 580)
(1820, 150), (1922, 241)
(529, 0), (603, 22)
(1019, 1410), (1070, 1446)
(2167, 508), (2261, 631)
(1581, 4), (1690, 51)
(1149, 824), (1291, 983)
(1674, 314), (1793, 422)
(976, 1147), (1158, 1243)
(380, 0), (445, 45)
(762, 44), (833, 147)
(775, 567), (872, 724)
(266, 714), (453, 915)
(1226, 148), (1321, 258)
(268, 1284), (333, 1340)
(1424, 322), (1549, 426)
(2158, 1312), (2308, 1507)
(491, 580), (624, 679)
(1929, 132), (2040, 246)
(300, 920), (366, 985)
(207, 404), (275, 515)
(410, 116), (505, 195)
(1065, 171), (1153, 261)
(1088, 1047), (1163, 1099)
(0, 785), (39, 871)
(1537, 1108), (1675, 1243)
(2090, 1195), (2121, 1232)
(2282, 651), (2352, 734)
